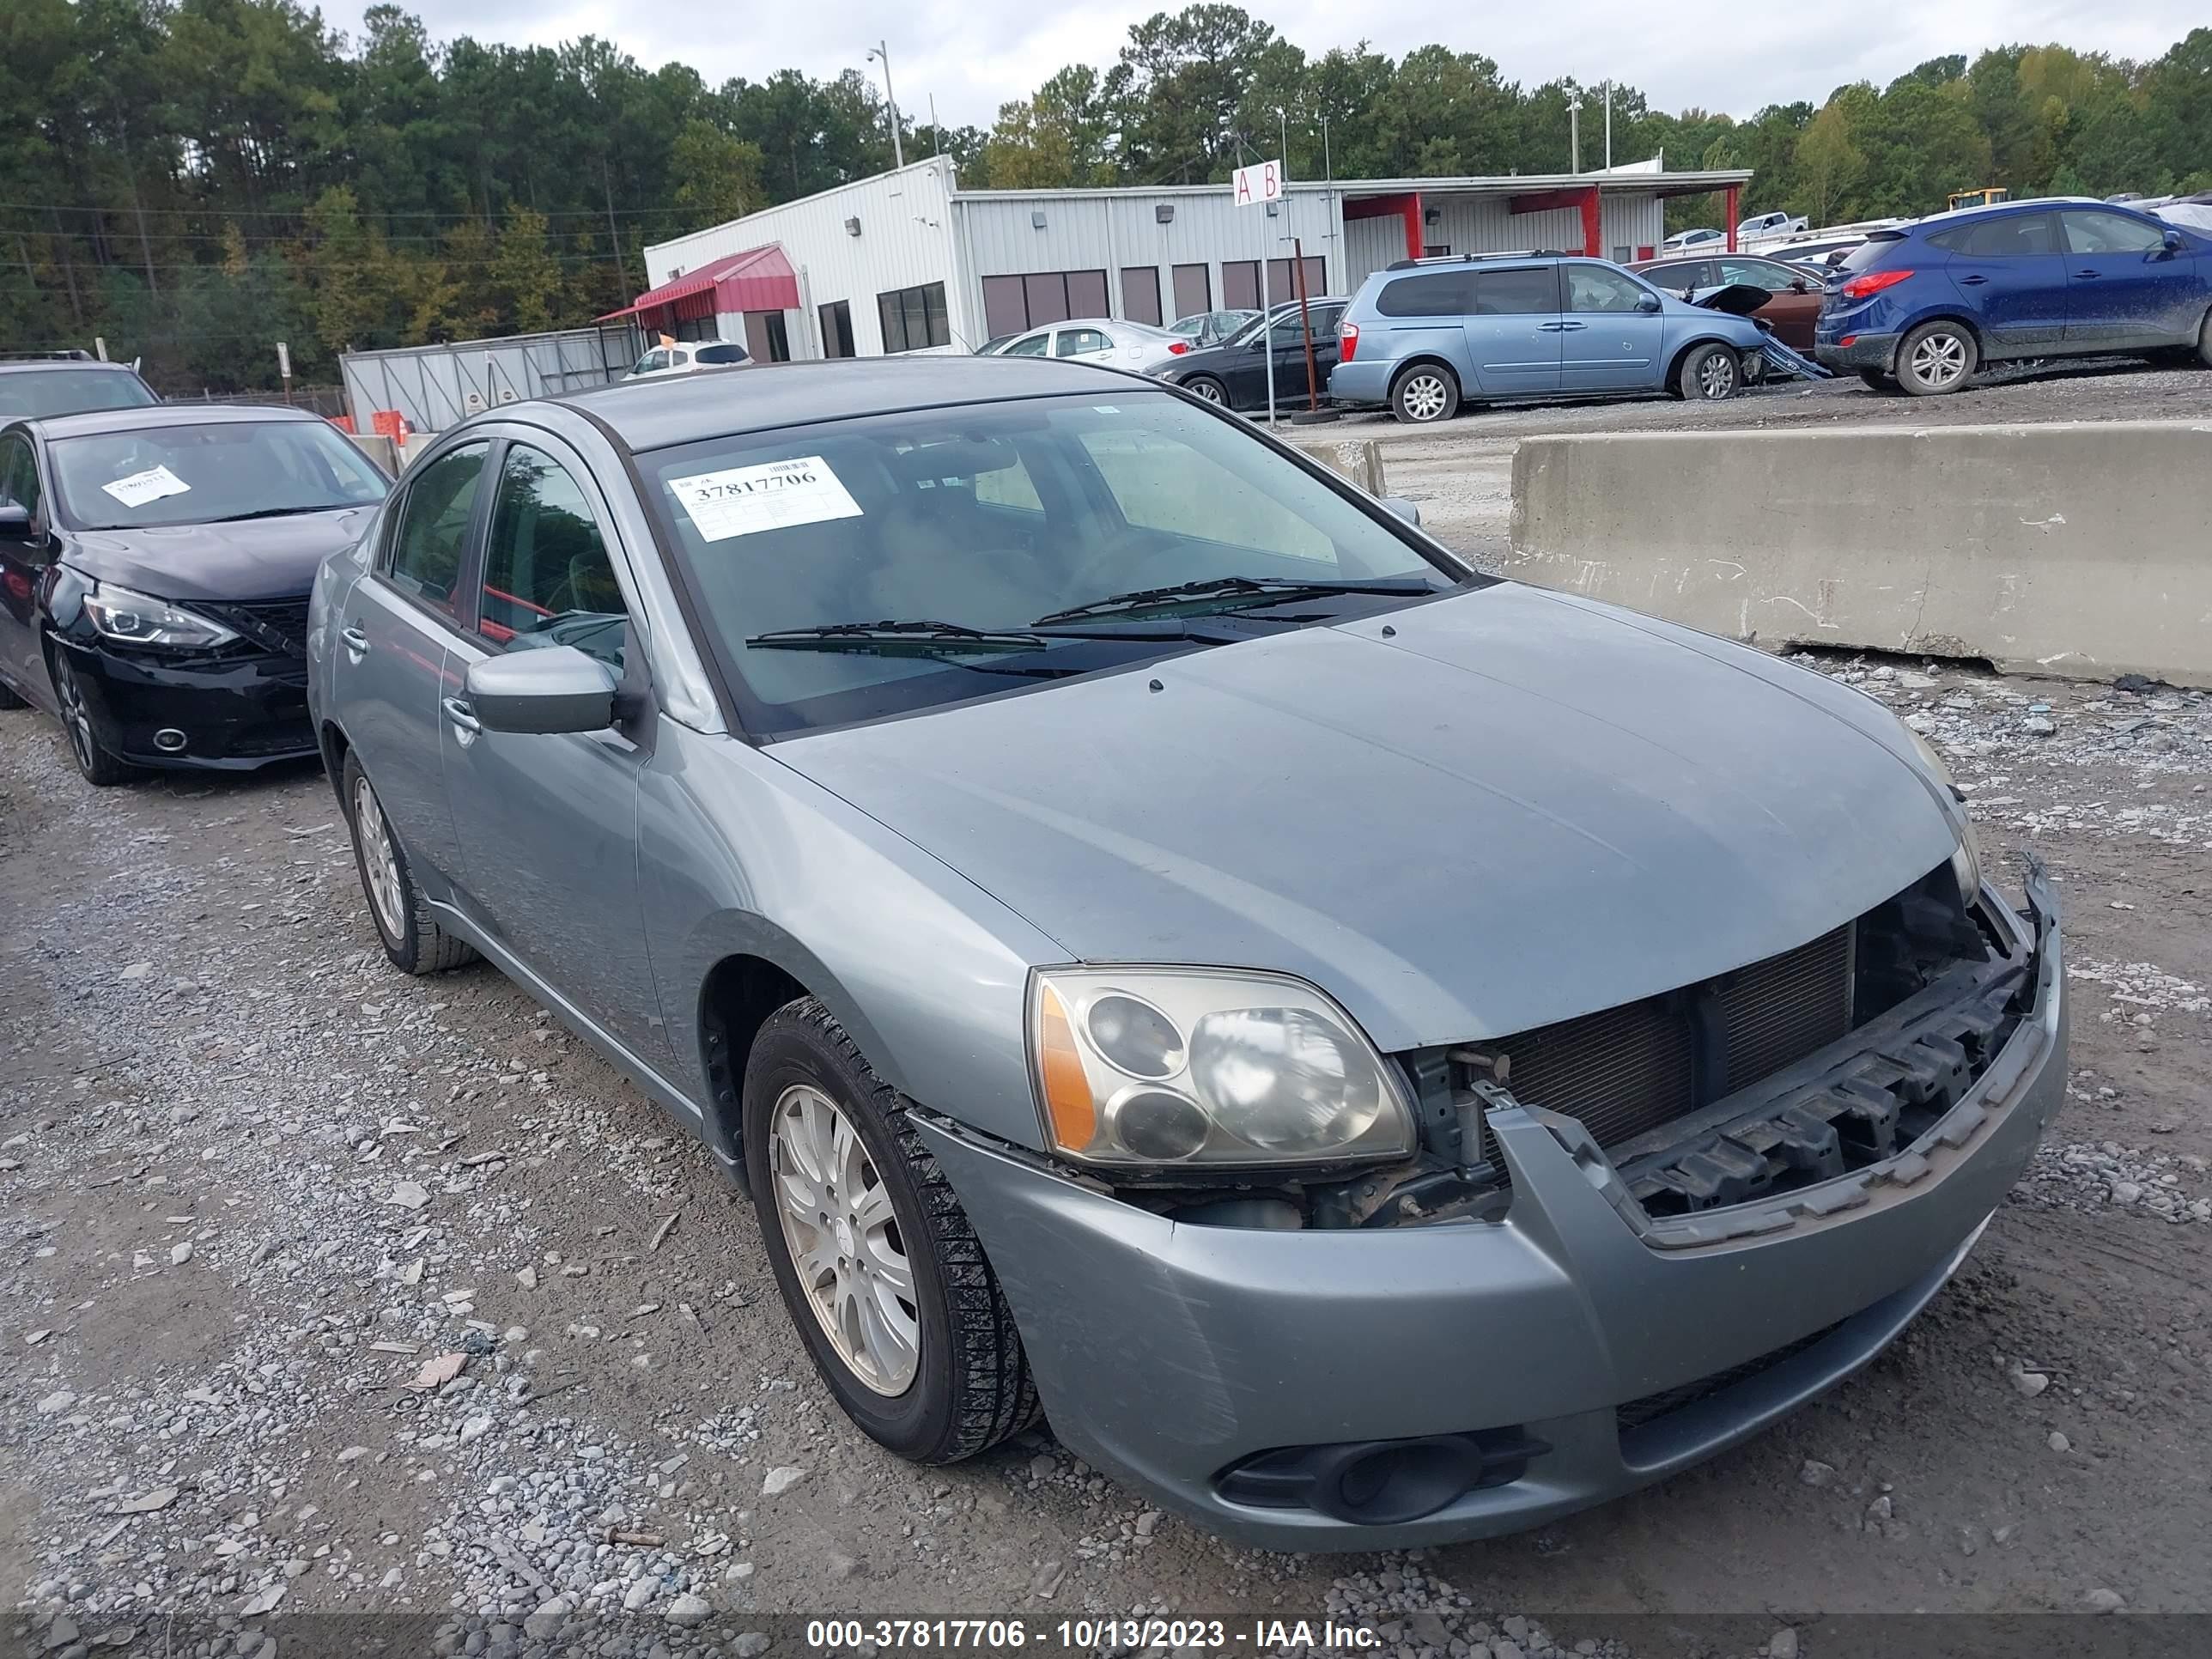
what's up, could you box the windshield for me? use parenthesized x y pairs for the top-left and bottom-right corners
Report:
(641, 392), (1461, 735)
(51, 420), (390, 531)
(0, 368), (158, 420)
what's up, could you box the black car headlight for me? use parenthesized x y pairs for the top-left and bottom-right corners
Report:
(82, 581), (239, 651)
(1029, 968), (1415, 1170)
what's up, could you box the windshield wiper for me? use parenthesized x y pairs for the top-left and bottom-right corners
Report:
(216, 504), (350, 522)
(1033, 574), (1439, 626)
(745, 618), (1189, 654)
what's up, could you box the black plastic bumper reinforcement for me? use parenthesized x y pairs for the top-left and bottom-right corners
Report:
(1614, 1318), (1846, 1434)
(1217, 1426), (1552, 1524)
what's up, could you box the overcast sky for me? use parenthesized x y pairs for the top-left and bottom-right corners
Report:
(329, 1), (2205, 133)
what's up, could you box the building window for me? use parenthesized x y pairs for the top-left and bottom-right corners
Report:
(819, 300), (856, 359)
(1221, 260), (1260, 311)
(1224, 258), (1328, 312)
(979, 269), (1109, 338)
(1121, 267), (1163, 326)
(877, 283), (950, 354)
(1170, 263), (1211, 321)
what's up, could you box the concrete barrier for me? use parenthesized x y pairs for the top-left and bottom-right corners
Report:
(1504, 420), (2212, 684)
(1298, 437), (1387, 496)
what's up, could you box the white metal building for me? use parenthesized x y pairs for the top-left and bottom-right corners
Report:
(624, 158), (1754, 362)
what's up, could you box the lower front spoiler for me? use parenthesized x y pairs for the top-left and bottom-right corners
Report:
(920, 876), (2063, 1550)
(58, 637), (316, 770)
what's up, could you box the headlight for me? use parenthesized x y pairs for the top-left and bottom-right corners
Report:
(1029, 968), (1415, 1169)
(1903, 722), (1982, 899)
(82, 582), (238, 650)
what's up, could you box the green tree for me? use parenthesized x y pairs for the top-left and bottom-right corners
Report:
(1796, 98), (1867, 224)
(490, 206), (562, 334)
(669, 117), (766, 231)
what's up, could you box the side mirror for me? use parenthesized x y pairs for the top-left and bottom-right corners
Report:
(464, 644), (617, 735)
(1380, 496), (1422, 527)
(1636, 293), (1662, 313)
(2163, 228), (2185, 252)
(0, 502), (31, 544)
(1790, 279), (1811, 294)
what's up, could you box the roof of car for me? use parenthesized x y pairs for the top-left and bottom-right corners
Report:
(555, 355), (1153, 452)
(20, 403), (325, 441)
(0, 356), (148, 376)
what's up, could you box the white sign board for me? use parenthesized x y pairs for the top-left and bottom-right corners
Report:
(276, 340), (291, 379)
(1232, 160), (1284, 208)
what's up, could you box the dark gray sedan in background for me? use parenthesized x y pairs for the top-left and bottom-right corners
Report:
(307, 356), (2063, 1548)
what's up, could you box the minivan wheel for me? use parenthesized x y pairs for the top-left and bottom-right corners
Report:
(48, 649), (131, 786)
(1896, 321), (1977, 395)
(1390, 365), (1460, 423)
(1678, 343), (1740, 401)
(1182, 375), (1229, 405)
(340, 752), (477, 975)
(744, 998), (1039, 1463)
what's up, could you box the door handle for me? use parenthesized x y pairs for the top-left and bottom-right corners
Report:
(339, 624), (369, 656)
(2075, 269), (2100, 278)
(1958, 275), (1988, 286)
(441, 696), (481, 736)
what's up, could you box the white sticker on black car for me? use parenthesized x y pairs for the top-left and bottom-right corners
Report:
(666, 457), (863, 542)
(101, 465), (191, 507)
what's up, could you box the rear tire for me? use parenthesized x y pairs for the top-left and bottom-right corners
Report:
(1390, 364), (1460, 424)
(744, 998), (1040, 1463)
(1677, 343), (1741, 401)
(0, 677), (25, 710)
(2196, 309), (2212, 369)
(1895, 320), (1978, 396)
(1182, 375), (1229, 407)
(341, 752), (477, 975)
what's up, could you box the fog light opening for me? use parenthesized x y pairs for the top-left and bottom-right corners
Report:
(153, 728), (187, 752)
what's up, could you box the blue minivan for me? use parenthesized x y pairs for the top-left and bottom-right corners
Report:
(1816, 200), (2212, 394)
(1329, 255), (1771, 423)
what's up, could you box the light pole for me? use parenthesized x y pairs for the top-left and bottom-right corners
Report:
(1566, 83), (1583, 174)
(867, 42), (904, 170)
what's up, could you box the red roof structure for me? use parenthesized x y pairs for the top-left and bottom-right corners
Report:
(599, 244), (799, 328)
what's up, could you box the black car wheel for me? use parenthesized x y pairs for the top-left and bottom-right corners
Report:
(2196, 307), (2212, 369)
(1182, 375), (1229, 406)
(341, 752), (477, 975)
(47, 648), (131, 787)
(1858, 369), (1896, 392)
(744, 997), (1038, 1464)
(1896, 320), (1978, 396)
(1390, 364), (1460, 424)
(1678, 343), (1741, 401)
(0, 676), (25, 710)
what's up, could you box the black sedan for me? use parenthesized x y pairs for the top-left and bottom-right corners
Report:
(0, 404), (389, 784)
(1158, 298), (1348, 412)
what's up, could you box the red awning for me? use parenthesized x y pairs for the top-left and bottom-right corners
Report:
(598, 244), (799, 322)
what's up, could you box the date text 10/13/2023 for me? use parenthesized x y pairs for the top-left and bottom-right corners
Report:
(804, 1619), (1384, 1652)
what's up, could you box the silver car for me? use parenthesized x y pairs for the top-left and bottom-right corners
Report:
(307, 356), (2064, 1549)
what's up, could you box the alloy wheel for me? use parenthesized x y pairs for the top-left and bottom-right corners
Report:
(1908, 331), (1968, 391)
(52, 657), (100, 775)
(1188, 378), (1226, 404)
(351, 775), (406, 941)
(1697, 352), (1738, 399)
(1400, 373), (1449, 422)
(769, 1082), (919, 1395)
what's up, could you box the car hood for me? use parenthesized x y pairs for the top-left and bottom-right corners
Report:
(775, 584), (1960, 1052)
(62, 507), (378, 602)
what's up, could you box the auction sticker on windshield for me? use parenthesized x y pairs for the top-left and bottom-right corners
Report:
(667, 457), (863, 542)
(101, 465), (192, 508)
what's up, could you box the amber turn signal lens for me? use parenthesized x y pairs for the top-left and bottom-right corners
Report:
(1036, 982), (1097, 1152)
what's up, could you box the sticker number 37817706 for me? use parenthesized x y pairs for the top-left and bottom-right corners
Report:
(666, 456), (865, 543)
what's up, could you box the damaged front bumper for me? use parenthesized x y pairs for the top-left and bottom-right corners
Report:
(917, 872), (2063, 1550)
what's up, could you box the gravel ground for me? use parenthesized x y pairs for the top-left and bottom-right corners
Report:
(1313, 355), (2212, 557)
(5, 451), (2210, 1656)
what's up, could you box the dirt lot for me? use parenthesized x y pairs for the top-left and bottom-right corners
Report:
(6, 364), (2212, 1658)
(1328, 356), (2212, 558)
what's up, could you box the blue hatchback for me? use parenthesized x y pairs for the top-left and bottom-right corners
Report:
(1329, 256), (1771, 423)
(1816, 200), (2212, 394)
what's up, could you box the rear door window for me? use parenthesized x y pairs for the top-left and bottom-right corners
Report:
(1473, 268), (1561, 314)
(1376, 271), (1474, 317)
(384, 443), (489, 618)
(1055, 328), (1109, 357)
(477, 445), (629, 672)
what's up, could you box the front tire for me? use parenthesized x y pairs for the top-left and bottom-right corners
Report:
(1678, 343), (1741, 401)
(340, 752), (477, 975)
(744, 998), (1038, 1464)
(1182, 375), (1229, 407)
(1858, 368), (1896, 392)
(1390, 364), (1460, 424)
(47, 648), (131, 786)
(0, 676), (26, 710)
(2195, 308), (2212, 369)
(1896, 320), (1978, 396)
